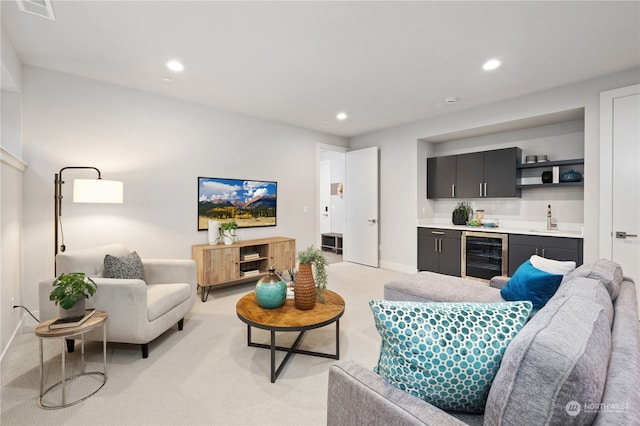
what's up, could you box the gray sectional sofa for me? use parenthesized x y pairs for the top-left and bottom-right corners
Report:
(327, 260), (640, 425)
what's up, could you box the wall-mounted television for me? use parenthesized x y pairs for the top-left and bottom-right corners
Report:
(198, 177), (277, 231)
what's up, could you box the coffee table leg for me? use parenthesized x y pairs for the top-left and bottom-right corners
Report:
(270, 330), (276, 383)
(336, 319), (340, 359)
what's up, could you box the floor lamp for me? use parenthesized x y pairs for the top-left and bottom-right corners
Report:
(54, 166), (124, 272)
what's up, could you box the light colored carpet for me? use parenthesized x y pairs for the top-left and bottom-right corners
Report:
(1, 262), (408, 425)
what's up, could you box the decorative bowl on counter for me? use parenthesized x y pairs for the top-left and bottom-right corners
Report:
(482, 218), (499, 227)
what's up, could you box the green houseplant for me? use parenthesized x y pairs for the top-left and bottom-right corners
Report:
(219, 221), (238, 245)
(49, 272), (97, 320)
(294, 245), (329, 309)
(452, 201), (473, 225)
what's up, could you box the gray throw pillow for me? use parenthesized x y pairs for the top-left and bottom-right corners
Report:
(104, 251), (145, 280)
(568, 259), (623, 301)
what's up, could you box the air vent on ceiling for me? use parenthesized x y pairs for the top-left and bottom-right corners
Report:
(16, 0), (56, 21)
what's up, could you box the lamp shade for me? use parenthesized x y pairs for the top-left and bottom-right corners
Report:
(73, 179), (124, 203)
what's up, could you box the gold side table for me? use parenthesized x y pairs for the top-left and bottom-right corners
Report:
(35, 310), (108, 409)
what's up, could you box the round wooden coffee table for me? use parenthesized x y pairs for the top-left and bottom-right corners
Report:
(236, 289), (345, 383)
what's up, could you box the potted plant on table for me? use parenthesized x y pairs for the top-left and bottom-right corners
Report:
(219, 221), (238, 245)
(294, 245), (328, 310)
(49, 272), (97, 320)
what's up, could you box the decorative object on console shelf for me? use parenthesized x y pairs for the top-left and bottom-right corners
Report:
(295, 245), (328, 309)
(452, 201), (473, 225)
(207, 220), (220, 245)
(197, 176), (277, 231)
(219, 221), (238, 245)
(53, 166), (124, 273)
(255, 267), (287, 309)
(49, 272), (97, 321)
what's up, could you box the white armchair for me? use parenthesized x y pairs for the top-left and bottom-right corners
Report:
(39, 244), (197, 358)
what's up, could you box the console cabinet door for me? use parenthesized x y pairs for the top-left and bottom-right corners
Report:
(427, 156), (457, 199)
(202, 247), (240, 284)
(270, 240), (296, 272)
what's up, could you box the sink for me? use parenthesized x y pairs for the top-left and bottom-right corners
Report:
(529, 229), (560, 233)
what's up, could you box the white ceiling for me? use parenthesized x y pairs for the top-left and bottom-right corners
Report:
(2, 1), (639, 138)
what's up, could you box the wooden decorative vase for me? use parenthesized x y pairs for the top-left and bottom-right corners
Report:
(294, 263), (317, 310)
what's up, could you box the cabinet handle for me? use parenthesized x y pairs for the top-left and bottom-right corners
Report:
(439, 239), (443, 252)
(451, 184), (455, 198)
(431, 231), (445, 235)
(535, 248), (538, 255)
(480, 183), (483, 197)
(434, 239), (438, 252)
(542, 248), (545, 257)
(484, 183), (487, 197)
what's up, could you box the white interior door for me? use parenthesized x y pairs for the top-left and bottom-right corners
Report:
(601, 84), (640, 319)
(344, 147), (379, 267)
(612, 92), (640, 285)
(319, 160), (331, 234)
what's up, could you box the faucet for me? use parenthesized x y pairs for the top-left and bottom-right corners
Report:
(547, 204), (552, 230)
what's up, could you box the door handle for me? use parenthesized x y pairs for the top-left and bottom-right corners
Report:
(368, 219), (377, 224)
(616, 231), (638, 239)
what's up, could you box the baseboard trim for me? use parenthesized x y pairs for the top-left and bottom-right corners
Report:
(379, 260), (416, 275)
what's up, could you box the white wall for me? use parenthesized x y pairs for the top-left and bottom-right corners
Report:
(1, 22), (24, 358)
(350, 68), (640, 272)
(21, 66), (347, 314)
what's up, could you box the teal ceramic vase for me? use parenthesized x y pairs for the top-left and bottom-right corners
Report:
(255, 267), (287, 309)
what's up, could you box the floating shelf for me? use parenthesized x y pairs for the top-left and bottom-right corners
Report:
(517, 158), (584, 169)
(517, 182), (584, 189)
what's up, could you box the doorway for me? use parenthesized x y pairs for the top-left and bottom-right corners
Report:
(318, 147), (345, 264)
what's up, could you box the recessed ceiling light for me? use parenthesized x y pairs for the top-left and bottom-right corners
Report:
(483, 59), (501, 71)
(443, 96), (457, 105)
(336, 112), (348, 121)
(166, 60), (184, 72)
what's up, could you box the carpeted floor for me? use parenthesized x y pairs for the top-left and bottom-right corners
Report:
(1, 262), (408, 426)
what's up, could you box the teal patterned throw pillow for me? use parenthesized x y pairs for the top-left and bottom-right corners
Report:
(369, 300), (532, 413)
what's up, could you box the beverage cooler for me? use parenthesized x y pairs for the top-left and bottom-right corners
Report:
(461, 231), (508, 281)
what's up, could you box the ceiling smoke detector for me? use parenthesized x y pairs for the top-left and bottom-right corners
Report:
(16, 0), (56, 21)
(443, 97), (457, 105)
